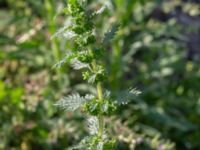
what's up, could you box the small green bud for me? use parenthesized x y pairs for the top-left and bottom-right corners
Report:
(83, 98), (100, 116)
(77, 52), (93, 63)
(95, 70), (107, 83)
(83, 98), (116, 116)
(82, 71), (90, 80)
(102, 100), (117, 115)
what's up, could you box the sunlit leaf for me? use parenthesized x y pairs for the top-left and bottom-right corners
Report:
(87, 116), (99, 135)
(70, 59), (90, 70)
(54, 93), (87, 111)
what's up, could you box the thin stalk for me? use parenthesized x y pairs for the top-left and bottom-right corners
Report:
(97, 82), (104, 137)
(110, 42), (122, 91)
(45, 0), (62, 86)
(91, 60), (104, 138)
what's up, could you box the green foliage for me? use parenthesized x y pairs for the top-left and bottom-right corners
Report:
(70, 116), (116, 150)
(72, 135), (115, 150)
(103, 23), (120, 45)
(92, 4), (108, 17)
(53, 0), (140, 149)
(1, 0), (200, 149)
(116, 88), (141, 105)
(70, 59), (90, 70)
(83, 98), (117, 116)
(55, 93), (88, 111)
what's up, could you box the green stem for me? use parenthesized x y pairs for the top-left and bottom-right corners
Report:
(97, 82), (104, 137)
(45, 0), (62, 87)
(110, 42), (122, 91)
(91, 60), (104, 138)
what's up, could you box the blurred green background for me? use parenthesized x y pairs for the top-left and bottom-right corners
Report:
(0, 0), (200, 149)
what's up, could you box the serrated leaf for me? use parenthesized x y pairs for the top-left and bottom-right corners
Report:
(103, 90), (111, 99)
(53, 57), (67, 68)
(102, 23), (120, 45)
(85, 94), (95, 100)
(88, 74), (97, 84)
(51, 26), (76, 40)
(51, 26), (68, 39)
(97, 142), (103, 150)
(53, 52), (77, 68)
(70, 59), (90, 70)
(92, 5), (107, 17)
(87, 66), (105, 83)
(63, 30), (76, 39)
(73, 136), (94, 150)
(116, 88), (141, 105)
(96, 5), (107, 14)
(54, 93), (87, 111)
(87, 116), (99, 135)
(72, 134), (112, 150)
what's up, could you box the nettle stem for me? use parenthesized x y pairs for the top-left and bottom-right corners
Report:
(97, 82), (104, 137)
(92, 60), (104, 138)
(53, 1), (141, 148)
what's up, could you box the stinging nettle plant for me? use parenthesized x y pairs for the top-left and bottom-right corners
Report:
(53, 0), (141, 149)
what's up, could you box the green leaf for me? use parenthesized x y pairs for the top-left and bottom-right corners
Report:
(87, 116), (99, 135)
(88, 66), (106, 84)
(0, 81), (6, 100)
(88, 74), (97, 84)
(53, 52), (76, 68)
(103, 90), (111, 99)
(54, 93), (87, 111)
(146, 107), (197, 132)
(70, 59), (90, 70)
(116, 88), (141, 105)
(85, 94), (95, 100)
(72, 136), (96, 150)
(97, 142), (103, 150)
(51, 26), (69, 39)
(102, 23), (120, 45)
(53, 57), (67, 68)
(92, 4), (107, 17)
(63, 30), (77, 39)
(53, 29), (76, 40)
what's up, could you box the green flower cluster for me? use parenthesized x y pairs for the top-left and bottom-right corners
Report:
(83, 98), (117, 116)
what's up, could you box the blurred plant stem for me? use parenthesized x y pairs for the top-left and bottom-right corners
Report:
(97, 82), (104, 138)
(110, 42), (122, 91)
(44, 0), (62, 87)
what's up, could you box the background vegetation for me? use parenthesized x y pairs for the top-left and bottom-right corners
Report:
(0, 0), (200, 149)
